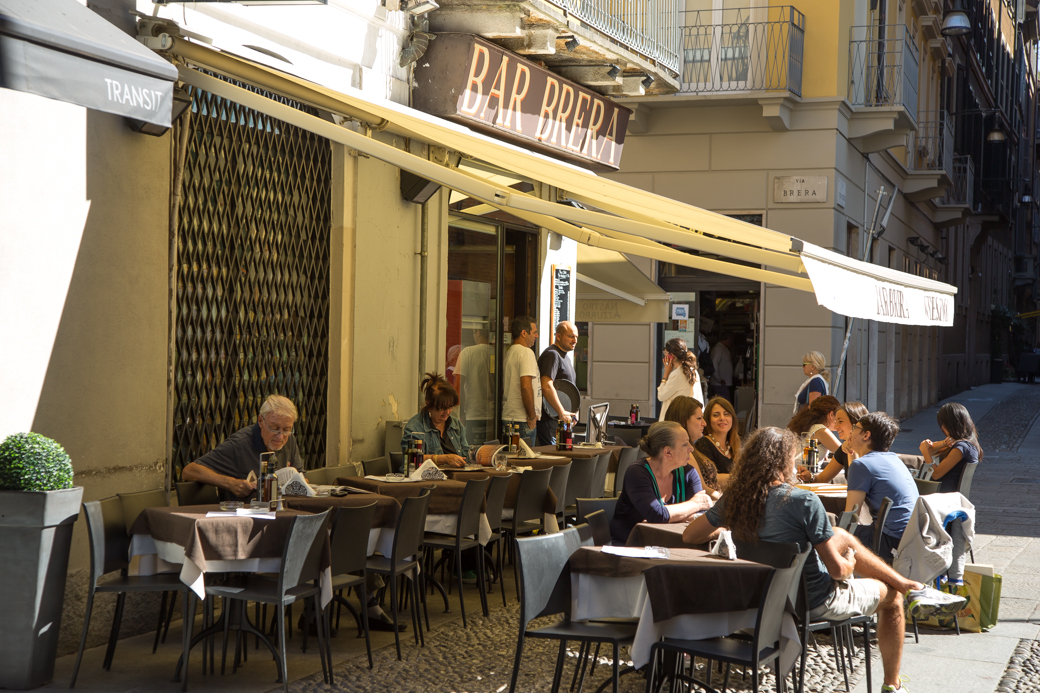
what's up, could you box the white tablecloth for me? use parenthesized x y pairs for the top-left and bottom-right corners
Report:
(571, 572), (801, 671)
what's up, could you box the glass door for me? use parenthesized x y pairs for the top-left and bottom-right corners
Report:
(447, 216), (502, 447)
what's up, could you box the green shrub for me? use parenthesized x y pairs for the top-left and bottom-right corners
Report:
(0, 432), (74, 492)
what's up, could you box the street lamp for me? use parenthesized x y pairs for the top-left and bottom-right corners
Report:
(941, 0), (971, 36)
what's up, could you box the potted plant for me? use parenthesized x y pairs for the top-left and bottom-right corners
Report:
(0, 432), (82, 689)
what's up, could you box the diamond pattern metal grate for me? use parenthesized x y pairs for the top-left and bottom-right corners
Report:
(173, 79), (331, 475)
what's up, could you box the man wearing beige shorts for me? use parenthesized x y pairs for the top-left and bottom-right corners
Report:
(685, 427), (924, 693)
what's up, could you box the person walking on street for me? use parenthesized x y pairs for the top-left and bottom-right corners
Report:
(502, 316), (541, 447)
(710, 333), (735, 401)
(537, 321), (578, 446)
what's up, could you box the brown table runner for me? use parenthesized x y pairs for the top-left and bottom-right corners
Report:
(625, 522), (707, 551)
(283, 493), (399, 528)
(533, 444), (627, 473)
(437, 468), (557, 515)
(337, 477), (470, 515)
(129, 505), (329, 575)
(569, 546), (771, 623)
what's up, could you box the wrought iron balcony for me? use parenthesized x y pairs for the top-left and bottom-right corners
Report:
(678, 6), (804, 95)
(938, 154), (975, 209)
(907, 111), (953, 176)
(545, 0), (682, 74)
(848, 24), (919, 120)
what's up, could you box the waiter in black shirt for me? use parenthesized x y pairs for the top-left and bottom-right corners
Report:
(537, 321), (579, 446)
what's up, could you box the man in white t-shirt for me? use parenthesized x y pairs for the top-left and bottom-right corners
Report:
(454, 327), (494, 445)
(502, 315), (541, 446)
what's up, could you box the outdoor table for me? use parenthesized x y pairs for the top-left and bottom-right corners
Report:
(568, 546), (800, 671)
(534, 444), (627, 473)
(283, 493), (400, 555)
(624, 522), (707, 550)
(128, 505), (332, 605)
(337, 476), (493, 546)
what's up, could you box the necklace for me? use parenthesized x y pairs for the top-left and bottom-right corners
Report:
(706, 433), (731, 457)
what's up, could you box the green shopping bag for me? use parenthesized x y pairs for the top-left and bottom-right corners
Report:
(914, 569), (1002, 633)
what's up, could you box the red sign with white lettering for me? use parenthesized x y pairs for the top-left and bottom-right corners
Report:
(413, 34), (630, 171)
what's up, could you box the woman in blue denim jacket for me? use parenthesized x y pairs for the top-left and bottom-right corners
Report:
(401, 372), (471, 468)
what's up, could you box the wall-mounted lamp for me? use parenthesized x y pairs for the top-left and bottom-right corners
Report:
(908, 236), (925, 248)
(941, 0), (971, 37)
(565, 35), (580, 52)
(641, 74), (655, 89)
(1023, 195), (1034, 204)
(606, 64), (620, 80)
(986, 127), (1006, 143)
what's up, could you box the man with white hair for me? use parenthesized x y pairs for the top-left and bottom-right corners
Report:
(182, 394), (304, 499)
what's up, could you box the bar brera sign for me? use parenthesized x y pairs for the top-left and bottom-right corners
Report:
(413, 34), (631, 172)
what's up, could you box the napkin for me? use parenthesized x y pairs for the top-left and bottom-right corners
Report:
(410, 459), (446, 481)
(277, 467), (316, 496)
(709, 529), (737, 560)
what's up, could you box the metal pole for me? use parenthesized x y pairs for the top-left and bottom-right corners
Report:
(832, 186), (886, 395)
(418, 201), (429, 412)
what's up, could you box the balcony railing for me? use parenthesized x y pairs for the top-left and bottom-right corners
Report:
(907, 110), (953, 177)
(848, 24), (919, 119)
(678, 6), (804, 95)
(545, 0), (681, 74)
(939, 154), (975, 208)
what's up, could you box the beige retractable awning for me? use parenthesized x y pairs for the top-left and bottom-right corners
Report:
(576, 245), (670, 323)
(167, 39), (958, 327)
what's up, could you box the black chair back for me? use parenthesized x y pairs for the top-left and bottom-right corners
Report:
(484, 473), (512, 531)
(512, 467), (552, 526)
(457, 477), (491, 538)
(82, 498), (129, 586)
(872, 497), (893, 556)
(389, 452), (405, 474)
(575, 497), (618, 526)
(304, 468), (330, 485)
(837, 506), (859, 535)
(330, 502), (379, 576)
(613, 447), (641, 496)
(914, 478), (941, 496)
(176, 480), (220, 506)
(548, 461), (572, 514)
(582, 509), (611, 546)
(732, 539), (811, 655)
(278, 510), (332, 596)
(563, 457), (596, 507)
(363, 457), (391, 476)
(390, 489), (434, 562)
(958, 462), (977, 498)
(515, 527), (581, 629)
(589, 452), (611, 499)
(117, 488), (168, 533)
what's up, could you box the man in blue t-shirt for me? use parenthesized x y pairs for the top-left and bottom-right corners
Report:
(684, 427), (921, 693)
(844, 412), (919, 564)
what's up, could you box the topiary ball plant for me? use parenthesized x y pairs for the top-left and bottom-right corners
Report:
(0, 432), (74, 492)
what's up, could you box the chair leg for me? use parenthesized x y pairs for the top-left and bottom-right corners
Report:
(153, 591), (169, 654)
(102, 592), (126, 670)
(455, 546), (467, 628)
(911, 614), (920, 643)
(162, 590), (178, 645)
(389, 571), (402, 660)
(181, 591), (196, 693)
(410, 572), (425, 648)
(570, 641), (587, 692)
(550, 640), (568, 693)
(277, 603), (290, 693)
(612, 642), (620, 693)
(321, 599), (334, 686)
(509, 631), (527, 693)
(476, 546), (489, 618)
(357, 580), (373, 669)
(863, 620), (872, 693)
(69, 589), (96, 688)
(497, 539), (507, 607)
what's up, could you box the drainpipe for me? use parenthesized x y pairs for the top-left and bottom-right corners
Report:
(418, 201), (429, 412)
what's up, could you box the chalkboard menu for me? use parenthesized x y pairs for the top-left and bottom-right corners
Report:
(552, 265), (571, 326)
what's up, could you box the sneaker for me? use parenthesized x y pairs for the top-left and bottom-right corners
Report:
(881, 684), (908, 692)
(905, 586), (966, 619)
(461, 570), (478, 584)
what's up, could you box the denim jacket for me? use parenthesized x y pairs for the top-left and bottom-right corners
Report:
(401, 411), (471, 458)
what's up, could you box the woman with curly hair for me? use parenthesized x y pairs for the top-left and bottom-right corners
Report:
(694, 396), (741, 474)
(657, 337), (703, 419)
(788, 395), (843, 476)
(664, 395), (723, 498)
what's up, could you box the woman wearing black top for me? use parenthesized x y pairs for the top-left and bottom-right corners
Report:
(800, 401), (868, 484)
(920, 402), (983, 494)
(694, 397), (740, 476)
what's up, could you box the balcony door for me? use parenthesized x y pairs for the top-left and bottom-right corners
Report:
(683, 0), (766, 92)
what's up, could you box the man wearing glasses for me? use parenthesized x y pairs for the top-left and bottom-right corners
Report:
(182, 394), (304, 499)
(844, 412), (919, 564)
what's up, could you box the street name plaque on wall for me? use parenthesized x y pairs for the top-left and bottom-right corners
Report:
(413, 34), (631, 172)
(773, 175), (828, 203)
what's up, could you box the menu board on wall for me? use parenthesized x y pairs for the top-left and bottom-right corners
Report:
(552, 265), (571, 327)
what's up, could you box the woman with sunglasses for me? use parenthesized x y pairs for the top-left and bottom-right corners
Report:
(794, 351), (829, 414)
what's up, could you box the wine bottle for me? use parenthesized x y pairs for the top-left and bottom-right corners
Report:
(258, 459), (268, 504)
(414, 439), (424, 473)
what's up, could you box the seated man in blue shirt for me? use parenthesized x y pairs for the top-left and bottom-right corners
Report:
(684, 427), (920, 693)
(843, 412), (919, 564)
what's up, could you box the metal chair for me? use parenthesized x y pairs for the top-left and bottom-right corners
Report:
(175, 481), (220, 506)
(959, 462), (978, 562)
(645, 542), (810, 693)
(589, 452), (612, 499)
(70, 497), (192, 688)
(509, 529), (637, 693)
(423, 477), (491, 627)
(612, 447), (641, 497)
(914, 477), (941, 496)
(482, 473), (513, 607)
(205, 510), (333, 692)
(581, 509), (612, 547)
(329, 502), (378, 669)
(575, 497), (618, 527)
(562, 456), (597, 523)
(503, 467), (553, 600)
(366, 489), (433, 660)
(362, 457), (391, 476)
(871, 497), (893, 557)
(389, 452), (405, 474)
(303, 468), (331, 485)
(547, 461), (572, 525)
